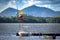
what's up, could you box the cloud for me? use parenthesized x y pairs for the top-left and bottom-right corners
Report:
(12, 0), (60, 11)
(11, 0), (16, 4)
(12, 0), (16, 2)
(16, 0), (35, 10)
(0, 0), (11, 13)
(0, 2), (10, 13)
(0, 4), (9, 13)
(36, 4), (51, 8)
(0, 0), (16, 13)
(16, 0), (42, 10)
(36, 3), (60, 11)
(0, 0), (60, 12)
(0, 6), (8, 13)
(50, 4), (60, 11)
(0, 2), (2, 5)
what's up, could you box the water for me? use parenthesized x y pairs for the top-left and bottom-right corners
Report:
(0, 36), (60, 40)
(0, 23), (60, 40)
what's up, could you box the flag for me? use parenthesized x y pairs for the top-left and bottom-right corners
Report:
(18, 15), (24, 20)
(18, 10), (23, 15)
(18, 10), (24, 20)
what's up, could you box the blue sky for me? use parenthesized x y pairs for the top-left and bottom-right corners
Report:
(0, 0), (60, 13)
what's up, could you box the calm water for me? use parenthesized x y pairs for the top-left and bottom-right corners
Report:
(0, 23), (60, 40)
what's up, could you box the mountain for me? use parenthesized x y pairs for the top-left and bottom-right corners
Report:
(0, 5), (60, 17)
(55, 11), (60, 16)
(23, 5), (60, 17)
(0, 8), (17, 17)
(56, 11), (60, 13)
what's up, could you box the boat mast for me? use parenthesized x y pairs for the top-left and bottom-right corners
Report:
(15, 0), (24, 32)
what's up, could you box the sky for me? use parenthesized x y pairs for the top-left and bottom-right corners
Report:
(0, 0), (60, 13)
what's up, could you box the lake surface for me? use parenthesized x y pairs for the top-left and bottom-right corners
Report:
(0, 23), (60, 40)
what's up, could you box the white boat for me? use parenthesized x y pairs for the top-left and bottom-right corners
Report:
(16, 31), (30, 36)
